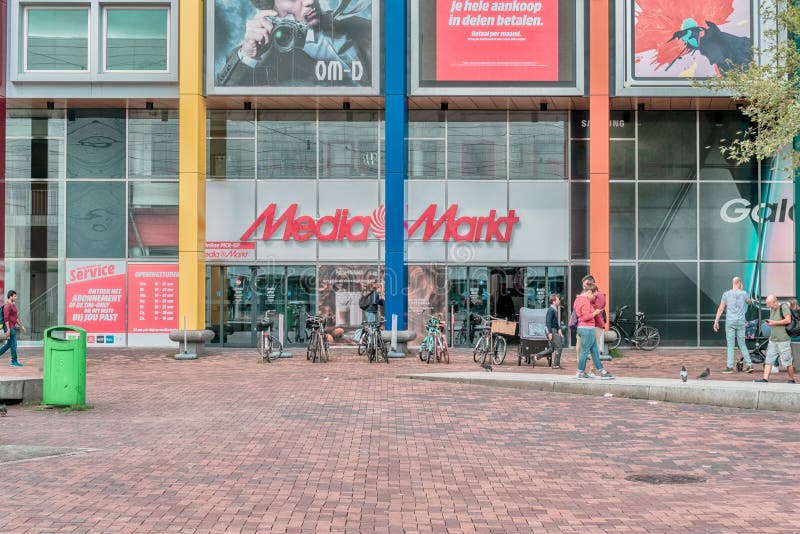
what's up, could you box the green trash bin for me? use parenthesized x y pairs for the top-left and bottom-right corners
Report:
(43, 326), (87, 406)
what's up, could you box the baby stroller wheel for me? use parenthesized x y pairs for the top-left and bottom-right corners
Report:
(736, 358), (744, 372)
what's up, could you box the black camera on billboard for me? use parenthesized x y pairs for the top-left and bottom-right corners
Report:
(264, 14), (308, 53)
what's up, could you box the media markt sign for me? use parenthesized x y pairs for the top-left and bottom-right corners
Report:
(240, 204), (520, 242)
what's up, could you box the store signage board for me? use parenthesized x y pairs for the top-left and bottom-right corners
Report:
(238, 204), (520, 243)
(435, 1), (558, 81)
(65, 260), (127, 346)
(127, 264), (179, 335)
(206, 241), (257, 261)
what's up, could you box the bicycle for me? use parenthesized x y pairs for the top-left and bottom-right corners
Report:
(456, 312), (482, 346)
(472, 315), (509, 367)
(305, 314), (330, 363)
(606, 305), (660, 351)
(418, 314), (450, 364)
(257, 311), (283, 363)
(363, 319), (390, 363)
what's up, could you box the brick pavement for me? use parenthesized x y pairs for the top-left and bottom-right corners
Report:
(1, 346), (799, 533)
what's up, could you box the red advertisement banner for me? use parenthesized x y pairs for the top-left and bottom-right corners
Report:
(127, 264), (179, 334)
(65, 260), (126, 345)
(435, 0), (558, 81)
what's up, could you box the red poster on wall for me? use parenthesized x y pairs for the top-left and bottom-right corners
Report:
(436, 0), (559, 81)
(66, 260), (127, 346)
(127, 264), (179, 334)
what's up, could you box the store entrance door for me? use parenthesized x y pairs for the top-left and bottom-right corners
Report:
(206, 265), (316, 348)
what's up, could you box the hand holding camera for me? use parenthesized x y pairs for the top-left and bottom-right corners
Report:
(241, 10), (309, 59)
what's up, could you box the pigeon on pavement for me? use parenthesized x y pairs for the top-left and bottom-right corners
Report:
(680, 366), (688, 382)
(0, 405), (7, 417)
(697, 367), (710, 380)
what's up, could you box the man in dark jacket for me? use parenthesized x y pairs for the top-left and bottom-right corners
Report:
(535, 294), (564, 368)
(363, 282), (384, 323)
(216, 0), (372, 87)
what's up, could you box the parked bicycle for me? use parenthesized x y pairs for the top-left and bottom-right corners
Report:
(607, 305), (660, 351)
(418, 314), (450, 364)
(473, 315), (510, 367)
(257, 311), (283, 363)
(362, 319), (390, 363)
(456, 312), (482, 346)
(305, 314), (330, 363)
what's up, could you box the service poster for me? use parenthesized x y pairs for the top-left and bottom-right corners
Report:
(318, 264), (382, 344)
(127, 264), (179, 336)
(66, 260), (126, 346)
(632, 0), (753, 80)
(209, 0), (380, 94)
(436, 0), (559, 81)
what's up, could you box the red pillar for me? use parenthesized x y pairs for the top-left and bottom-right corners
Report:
(589, 0), (610, 311)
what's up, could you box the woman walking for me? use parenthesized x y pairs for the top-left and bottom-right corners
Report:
(573, 284), (614, 380)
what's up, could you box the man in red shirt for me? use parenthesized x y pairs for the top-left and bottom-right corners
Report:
(1, 290), (27, 367)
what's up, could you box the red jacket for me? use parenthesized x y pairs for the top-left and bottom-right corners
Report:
(593, 291), (607, 328)
(574, 295), (597, 327)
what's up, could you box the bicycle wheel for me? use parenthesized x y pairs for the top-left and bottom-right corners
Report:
(357, 329), (368, 356)
(607, 325), (623, 350)
(492, 335), (507, 365)
(473, 336), (487, 362)
(379, 339), (390, 363)
(258, 332), (269, 362)
(633, 325), (660, 351)
(321, 333), (330, 362)
(271, 336), (283, 359)
(438, 335), (450, 364)
(419, 335), (431, 362)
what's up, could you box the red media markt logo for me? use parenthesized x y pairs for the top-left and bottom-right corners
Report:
(240, 204), (519, 243)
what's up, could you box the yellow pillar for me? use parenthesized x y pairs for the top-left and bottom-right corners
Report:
(178, 0), (206, 330)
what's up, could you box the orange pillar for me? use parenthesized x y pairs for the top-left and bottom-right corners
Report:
(589, 0), (610, 309)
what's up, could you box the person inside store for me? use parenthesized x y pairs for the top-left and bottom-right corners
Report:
(216, 0), (372, 87)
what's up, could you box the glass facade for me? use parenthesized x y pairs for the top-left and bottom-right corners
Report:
(25, 8), (89, 71)
(3, 109), (180, 339)
(608, 110), (793, 347)
(105, 8), (169, 71)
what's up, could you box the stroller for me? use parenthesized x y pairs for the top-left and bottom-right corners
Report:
(735, 319), (768, 371)
(516, 307), (550, 367)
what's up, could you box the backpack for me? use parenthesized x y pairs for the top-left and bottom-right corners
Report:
(359, 292), (374, 311)
(568, 307), (578, 331)
(785, 304), (800, 338)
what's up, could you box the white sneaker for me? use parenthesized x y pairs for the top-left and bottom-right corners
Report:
(587, 371), (597, 378)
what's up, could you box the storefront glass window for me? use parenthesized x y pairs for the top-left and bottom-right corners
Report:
(638, 262), (698, 347)
(570, 140), (588, 179)
(66, 110), (126, 179)
(319, 111), (381, 178)
(128, 182), (178, 257)
(638, 111), (696, 180)
(610, 183), (635, 260)
(257, 111), (316, 178)
(570, 181), (588, 260)
(1, 261), (61, 340)
(638, 182), (697, 260)
(66, 181), (126, 258)
(447, 111), (506, 180)
(105, 8), (169, 71)
(699, 111), (757, 181)
(610, 140), (635, 180)
(207, 139), (256, 179)
(26, 8), (89, 71)
(408, 111), (445, 179)
(129, 110), (179, 178)
(7, 109), (65, 137)
(6, 139), (64, 179)
(4, 182), (62, 259)
(509, 111), (566, 180)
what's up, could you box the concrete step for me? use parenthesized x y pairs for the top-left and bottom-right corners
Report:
(0, 377), (43, 402)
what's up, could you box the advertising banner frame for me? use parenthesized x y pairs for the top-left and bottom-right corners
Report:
(410, 0), (585, 96)
(614, 0), (760, 96)
(205, 0), (382, 96)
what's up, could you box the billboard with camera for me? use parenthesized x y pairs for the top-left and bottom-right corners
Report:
(411, 0), (584, 95)
(208, 0), (381, 95)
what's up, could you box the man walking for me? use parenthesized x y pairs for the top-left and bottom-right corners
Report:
(536, 294), (564, 368)
(713, 276), (753, 373)
(754, 295), (796, 384)
(0, 290), (27, 367)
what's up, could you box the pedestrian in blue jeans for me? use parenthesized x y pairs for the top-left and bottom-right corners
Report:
(713, 276), (753, 373)
(0, 290), (27, 367)
(573, 284), (614, 380)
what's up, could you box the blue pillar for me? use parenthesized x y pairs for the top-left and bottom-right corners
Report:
(384, 0), (408, 329)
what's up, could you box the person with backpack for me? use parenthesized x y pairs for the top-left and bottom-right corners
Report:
(0, 290), (27, 367)
(713, 276), (753, 373)
(360, 282), (384, 323)
(754, 295), (795, 384)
